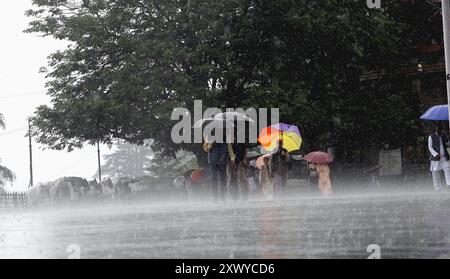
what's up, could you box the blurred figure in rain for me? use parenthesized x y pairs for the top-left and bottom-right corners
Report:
(228, 141), (249, 201)
(314, 163), (332, 195)
(307, 162), (318, 191)
(236, 149), (250, 200)
(270, 139), (290, 197)
(247, 158), (260, 196)
(427, 123), (450, 191)
(260, 156), (274, 200)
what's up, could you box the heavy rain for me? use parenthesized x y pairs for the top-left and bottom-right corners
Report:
(2, 0), (450, 262)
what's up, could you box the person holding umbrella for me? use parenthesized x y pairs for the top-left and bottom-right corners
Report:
(197, 112), (255, 201)
(203, 130), (235, 202)
(304, 151), (333, 195)
(420, 105), (450, 191)
(258, 123), (302, 198)
(427, 123), (450, 191)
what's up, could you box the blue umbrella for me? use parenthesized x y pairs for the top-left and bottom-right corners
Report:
(420, 105), (449, 121)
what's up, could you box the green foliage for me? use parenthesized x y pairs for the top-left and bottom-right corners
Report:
(0, 114), (16, 190)
(0, 161), (16, 189)
(25, 0), (421, 163)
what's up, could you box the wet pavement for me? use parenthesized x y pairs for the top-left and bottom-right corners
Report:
(1, 190), (450, 259)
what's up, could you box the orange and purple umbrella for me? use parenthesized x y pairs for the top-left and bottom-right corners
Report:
(258, 123), (302, 153)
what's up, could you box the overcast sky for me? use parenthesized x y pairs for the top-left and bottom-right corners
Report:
(0, 0), (115, 191)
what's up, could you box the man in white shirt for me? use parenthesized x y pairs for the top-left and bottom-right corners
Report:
(428, 124), (450, 191)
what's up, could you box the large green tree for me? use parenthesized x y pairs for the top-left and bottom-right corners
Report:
(25, 0), (417, 165)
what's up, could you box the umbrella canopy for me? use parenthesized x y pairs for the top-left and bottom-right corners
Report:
(270, 123), (301, 135)
(420, 105), (448, 121)
(193, 118), (236, 129)
(194, 112), (255, 128)
(304, 151), (333, 164)
(255, 154), (272, 170)
(258, 123), (302, 153)
(213, 112), (255, 122)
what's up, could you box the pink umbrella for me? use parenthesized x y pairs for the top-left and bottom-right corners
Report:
(304, 151), (333, 164)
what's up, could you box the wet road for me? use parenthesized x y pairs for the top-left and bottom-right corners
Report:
(1, 191), (450, 259)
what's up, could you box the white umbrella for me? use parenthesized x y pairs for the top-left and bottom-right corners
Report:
(213, 112), (255, 122)
(193, 118), (235, 129)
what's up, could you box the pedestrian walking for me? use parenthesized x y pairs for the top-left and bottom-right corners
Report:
(304, 151), (333, 195)
(237, 156), (249, 200)
(307, 162), (318, 192)
(203, 132), (233, 202)
(270, 139), (290, 198)
(315, 163), (332, 195)
(228, 142), (249, 201)
(427, 124), (450, 191)
(260, 156), (274, 200)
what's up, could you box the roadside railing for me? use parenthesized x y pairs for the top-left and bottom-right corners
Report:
(0, 192), (28, 209)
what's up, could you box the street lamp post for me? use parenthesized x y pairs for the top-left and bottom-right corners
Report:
(28, 118), (33, 188)
(441, 0), (450, 130)
(97, 141), (101, 182)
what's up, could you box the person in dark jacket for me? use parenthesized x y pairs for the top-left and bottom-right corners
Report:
(204, 132), (233, 202)
(228, 142), (249, 201)
(270, 139), (291, 197)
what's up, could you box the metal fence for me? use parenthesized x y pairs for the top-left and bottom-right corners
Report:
(0, 192), (28, 209)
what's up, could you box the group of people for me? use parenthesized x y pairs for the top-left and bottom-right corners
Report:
(203, 133), (252, 202)
(202, 132), (302, 202)
(257, 140), (291, 199)
(199, 121), (450, 197)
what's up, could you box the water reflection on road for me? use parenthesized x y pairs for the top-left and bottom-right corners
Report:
(1, 191), (450, 258)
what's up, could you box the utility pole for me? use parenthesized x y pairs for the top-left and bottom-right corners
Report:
(97, 141), (101, 182)
(442, 0), (450, 130)
(28, 118), (33, 188)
